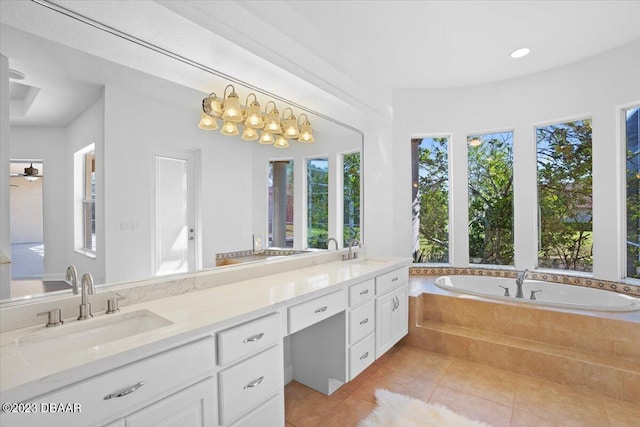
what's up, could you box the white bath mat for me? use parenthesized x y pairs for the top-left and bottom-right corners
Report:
(358, 389), (493, 427)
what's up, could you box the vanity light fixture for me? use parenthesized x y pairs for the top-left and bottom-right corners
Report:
(260, 131), (274, 144)
(510, 47), (530, 59)
(221, 120), (240, 136)
(297, 113), (314, 143)
(198, 111), (219, 130)
(198, 84), (314, 148)
(221, 85), (243, 123)
(263, 101), (283, 134)
(274, 135), (289, 148)
(468, 136), (482, 147)
(282, 108), (300, 139)
(243, 93), (264, 129)
(241, 126), (259, 141)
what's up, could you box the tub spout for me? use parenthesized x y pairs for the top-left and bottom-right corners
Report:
(515, 269), (529, 298)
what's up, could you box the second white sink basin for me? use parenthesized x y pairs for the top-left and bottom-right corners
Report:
(17, 310), (173, 364)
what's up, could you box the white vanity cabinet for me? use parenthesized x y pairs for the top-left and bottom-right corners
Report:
(1, 337), (217, 427)
(346, 279), (375, 380)
(216, 313), (284, 426)
(374, 268), (409, 359)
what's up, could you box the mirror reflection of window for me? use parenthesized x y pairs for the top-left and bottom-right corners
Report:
(74, 144), (96, 256)
(268, 160), (294, 248)
(83, 151), (96, 252)
(343, 152), (361, 246)
(307, 158), (329, 249)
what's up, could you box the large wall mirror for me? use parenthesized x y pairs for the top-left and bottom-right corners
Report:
(0, 1), (363, 303)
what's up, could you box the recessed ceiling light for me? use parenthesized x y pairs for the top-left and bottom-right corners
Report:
(510, 48), (530, 59)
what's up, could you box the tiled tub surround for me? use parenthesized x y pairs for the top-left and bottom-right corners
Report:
(405, 276), (640, 404)
(410, 266), (640, 298)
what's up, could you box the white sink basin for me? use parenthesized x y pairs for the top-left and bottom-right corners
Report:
(17, 310), (173, 364)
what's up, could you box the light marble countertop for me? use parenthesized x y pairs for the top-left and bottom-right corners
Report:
(0, 257), (410, 398)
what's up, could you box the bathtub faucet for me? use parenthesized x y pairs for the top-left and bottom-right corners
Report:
(515, 269), (529, 298)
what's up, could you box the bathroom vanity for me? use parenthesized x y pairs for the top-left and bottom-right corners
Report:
(0, 255), (410, 427)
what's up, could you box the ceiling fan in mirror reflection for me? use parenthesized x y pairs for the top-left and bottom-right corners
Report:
(198, 84), (314, 148)
(10, 163), (43, 182)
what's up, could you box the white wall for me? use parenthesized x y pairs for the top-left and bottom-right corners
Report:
(391, 40), (640, 281)
(10, 127), (67, 281)
(104, 85), (255, 283)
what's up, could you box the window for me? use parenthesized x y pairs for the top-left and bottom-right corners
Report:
(83, 151), (96, 252)
(74, 144), (96, 255)
(625, 106), (640, 279)
(413, 137), (449, 263)
(468, 131), (514, 265)
(307, 158), (329, 249)
(343, 151), (361, 246)
(537, 119), (592, 271)
(268, 160), (294, 248)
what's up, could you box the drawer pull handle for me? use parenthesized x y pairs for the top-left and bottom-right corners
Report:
(243, 376), (264, 389)
(360, 352), (369, 360)
(359, 318), (369, 325)
(391, 277), (398, 282)
(314, 306), (328, 313)
(243, 333), (265, 343)
(359, 289), (369, 295)
(104, 381), (145, 400)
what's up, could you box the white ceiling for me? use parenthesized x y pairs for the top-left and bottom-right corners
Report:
(2, 0), (640, 130)
(270, 0), (640, 89)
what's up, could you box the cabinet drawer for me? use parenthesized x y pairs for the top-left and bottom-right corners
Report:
(349, 333), (375, 380)
(348, 279), (374, 307)
(2, 338), (215, 427)
(228, 394), (284, 427)
(218, 313), (281, 366)
(349, 300), (375, 345)
(375, 267), (408, 295)
(288, 289), (345, 334)
(218, 346), (281, 425)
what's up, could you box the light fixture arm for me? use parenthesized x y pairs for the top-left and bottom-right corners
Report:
(223, 84), (235, 100)
(245, 93), (258, 107)
(202, 92), (218, 114)
(264, 100), (277, 115)
(282, 107), (295, 120)
(298, 113), (309, 126)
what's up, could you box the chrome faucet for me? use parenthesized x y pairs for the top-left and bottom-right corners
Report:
(78, 273), (95, 320)
(326, 237), (339, 251)
(65, 265), (79, 294)
(347, 239), (361, 260)
(515, 269), (529, 298)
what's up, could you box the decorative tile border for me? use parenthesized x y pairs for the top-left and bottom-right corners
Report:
(216, 249), (310, 259)
(409, 266), (640, 298)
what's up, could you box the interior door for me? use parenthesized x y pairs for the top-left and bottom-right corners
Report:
(153, 152), (196, 276)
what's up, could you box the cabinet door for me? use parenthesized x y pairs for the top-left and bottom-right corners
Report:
(392, 285), (409, 344)
(126, 377), (216, 427)
(375, 290), (396, 358)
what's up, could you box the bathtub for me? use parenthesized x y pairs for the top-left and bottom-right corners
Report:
(435, 275), (640, 312)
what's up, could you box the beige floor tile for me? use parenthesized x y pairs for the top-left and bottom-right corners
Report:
(440, 358), (518, 407)
(514, 376), (610, 427)
(352, 366), (438, 403)
(285, 382), (349, 427)
(511, 408), (566, 427)
(429, 385), (513, 427)
(318, 394), (377, 427)
(603, 397), (640, 427)
(383, 345), (452, 381)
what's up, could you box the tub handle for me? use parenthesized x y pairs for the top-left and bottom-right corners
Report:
(498, 285), (510, 297)
(530, 290), (543, 300)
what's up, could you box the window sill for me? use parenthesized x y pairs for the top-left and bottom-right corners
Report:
(74, 248), (96, 259)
